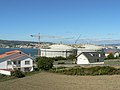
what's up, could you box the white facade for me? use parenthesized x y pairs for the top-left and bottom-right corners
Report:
(0, 58), (33, 72)
(105, 52), (119, 58)
(41, 49), (73, 58)
(0, 70), (11, 75)
(21, 58), (33, 72)
(114, 52), (120, 58)
(77, 44), (104, 55)
(77, 54), (89, 64)
(0, 61), (7, 69)
(41, 44), (75, 58)
(80, 44), (104, 50)
(77, 52), (104, 64)
(77, 48), (97, 55)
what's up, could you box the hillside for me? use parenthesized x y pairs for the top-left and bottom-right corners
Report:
(0, 72), (120, 90)
(0, 40), (53, 45)
(0, 40), (53, 48)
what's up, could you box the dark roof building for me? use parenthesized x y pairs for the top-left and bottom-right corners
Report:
(77, 52), (105, 64)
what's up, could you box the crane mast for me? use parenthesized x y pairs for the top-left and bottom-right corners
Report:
(31, 33), (40, 57)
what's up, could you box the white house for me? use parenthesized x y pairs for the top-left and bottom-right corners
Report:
(103, 48), (120, 58)
(77, 52), (105, 64)
(0, 50), (34, 75)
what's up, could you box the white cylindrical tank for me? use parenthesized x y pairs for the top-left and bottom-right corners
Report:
(40, 44), (75, 58)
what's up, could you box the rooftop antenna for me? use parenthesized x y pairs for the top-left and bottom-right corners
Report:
(30, 33), (40, 57)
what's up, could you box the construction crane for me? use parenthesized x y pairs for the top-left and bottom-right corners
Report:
(30, 33), (40, 57)
(75, 35), (81, 44)
(30, 33), (74, 57)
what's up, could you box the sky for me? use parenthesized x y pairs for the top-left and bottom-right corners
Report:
(0, 0), (120, 44)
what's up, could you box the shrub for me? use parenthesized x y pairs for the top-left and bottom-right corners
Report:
(11, 70), (25, 78)
(37, 57), (54, 70)
(33, 67), (39, 71)
(52, 66), (117, 76)
(58, 62), (65, 64)
(53, 56), (67, 61)
(0, 74), (6, 79)
(66, 54), (77, 60)
(107, 53), (115, 59)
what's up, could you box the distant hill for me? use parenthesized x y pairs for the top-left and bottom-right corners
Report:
(0, 39), (53, 45)
(105, 44), (120, 46)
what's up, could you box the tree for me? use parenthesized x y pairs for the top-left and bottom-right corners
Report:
(37, 57), (54, 70)
(107, 53), (115, 59)
(66, 54), (77, 60)
(11, 70), (25, 78)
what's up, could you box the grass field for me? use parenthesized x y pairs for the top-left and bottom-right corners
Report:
(0, 72), (120, 90)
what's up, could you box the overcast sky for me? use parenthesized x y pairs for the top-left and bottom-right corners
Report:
(0, 0), (120, 44)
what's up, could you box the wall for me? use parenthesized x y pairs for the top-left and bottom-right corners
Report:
(77, 54), (89, 64)
(21, 58), (33, 67)
(21, 58), (33, 71)
(0, 61), (7, 69)
(0, 70), (11, 76)
(41, 49), (73, 58)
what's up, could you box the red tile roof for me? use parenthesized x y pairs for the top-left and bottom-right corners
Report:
(10, 54), (26, 61)
(0, 50), (22, 59)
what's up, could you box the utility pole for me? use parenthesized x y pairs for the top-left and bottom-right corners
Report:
(31, 33), (41, 57)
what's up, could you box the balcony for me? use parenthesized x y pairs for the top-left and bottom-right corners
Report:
(12, 64), (21, 68)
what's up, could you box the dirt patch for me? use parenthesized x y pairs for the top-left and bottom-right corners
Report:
(0, 72), (120, 90)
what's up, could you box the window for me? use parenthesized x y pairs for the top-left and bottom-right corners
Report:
(18, 61), (21, 64)
(25, 61), (30, 65)
(97, 59), (99, 62)
(7, 61), (11, 65)
(24, 68), (30, 72)
(18, 68), (21, 71)
(13, 61), (16, 64)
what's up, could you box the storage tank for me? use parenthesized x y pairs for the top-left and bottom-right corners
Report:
(40, 44), (76, 58)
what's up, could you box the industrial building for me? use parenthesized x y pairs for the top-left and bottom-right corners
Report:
(40, 44), (77, 58)
(77, 44), (104, 55)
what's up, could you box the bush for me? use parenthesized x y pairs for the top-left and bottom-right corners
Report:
(36, 56), (66, 62)
(86, 66), (116, 75)
(0, 74), (6, 79)
(107, 53), (115, 59)
(37, 57), (54, 70)
(52, 66), (117, 76)
(66, 54), (76, 60)
(11, 70), (25, 78)
(58, 62), (65, 64)
(33, 67), (39, 71)
(53, 56), (67, 61)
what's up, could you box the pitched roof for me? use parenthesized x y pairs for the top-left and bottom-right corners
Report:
(78, 52), (105, 63)
(0, 50), (21, 59)
(0, 50), (30, 63)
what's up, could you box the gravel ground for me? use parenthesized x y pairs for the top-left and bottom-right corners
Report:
(0, 72), (120, 90)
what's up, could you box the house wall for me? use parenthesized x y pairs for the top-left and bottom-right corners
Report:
(0, 70), (11, 76)
(0, 61), (7, 69)
(0, 60), (14, 70)
(77, 54), (89, 64)
(114, 53), (119, 57)
(21, 58), (33, 72)
(21, 58), (33, 67)
(105, 53), (119, 58)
